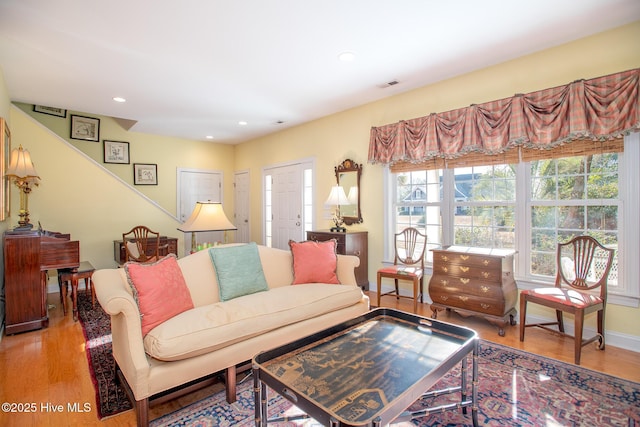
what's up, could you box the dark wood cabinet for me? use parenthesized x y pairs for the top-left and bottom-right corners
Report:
(306, 230), (368, 290)
(429, 246), (517, 336)
(113, 236), (178, 265)
(3, 230), (79, 334)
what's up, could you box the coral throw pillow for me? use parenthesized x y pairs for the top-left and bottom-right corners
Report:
(289, 239), (340, 285)
(125, 254), (194, 336)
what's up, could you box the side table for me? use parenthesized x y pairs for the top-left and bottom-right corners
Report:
(58, 261), (96, 321)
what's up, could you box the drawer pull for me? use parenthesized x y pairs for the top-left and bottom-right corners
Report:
(441, 255), (449, 262)
(482, 272), (490, 279)
(440, 279), (449, 286)
(460, 266), (469, 272)
(440, 296), (449, 301)
(441, 267), (448, 273)
(480, 303), (491, 309)
(459, 296), (469, 302)
(483, 260), (490, 266)
(460, 278), (470, 284)
(480, 286), (490, 293)
(354, 251), (361, 256)
(460, 255), (469, 261)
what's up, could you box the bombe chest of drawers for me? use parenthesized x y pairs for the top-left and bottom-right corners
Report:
(429, 246), (517, 336)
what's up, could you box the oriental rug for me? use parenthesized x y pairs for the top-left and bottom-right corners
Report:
(77, 292), (133, 419)
(151, 341), (640, 427)
(79, 292), (639, 425)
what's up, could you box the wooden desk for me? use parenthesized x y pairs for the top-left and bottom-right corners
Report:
(113, 236), (178, 265)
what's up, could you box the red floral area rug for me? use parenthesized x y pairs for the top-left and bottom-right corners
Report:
(151, 340), (639, 427)
(77, 292), (133, 419)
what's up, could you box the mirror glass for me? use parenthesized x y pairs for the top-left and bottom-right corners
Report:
(335, 159), (362, 225)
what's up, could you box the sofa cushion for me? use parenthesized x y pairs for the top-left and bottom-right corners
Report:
(125, 254), (194, 336)
(143, 283), (363, 361)
(289, 239), (340, 285)
(208, 242), (269, 301)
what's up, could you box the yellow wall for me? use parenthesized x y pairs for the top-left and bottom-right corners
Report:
(236, 22), (640, 338)
(1, 22), (638, 342)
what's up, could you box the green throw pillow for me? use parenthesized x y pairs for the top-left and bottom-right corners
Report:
(208, 243), (269, 301)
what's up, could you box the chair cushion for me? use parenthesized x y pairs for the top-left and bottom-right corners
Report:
(289, 239), (340, 285)
(378, 265), (423, 278)
(208, 242), (269, 301)
(125, 254), (194, 336)
(521, 287), (603, 308)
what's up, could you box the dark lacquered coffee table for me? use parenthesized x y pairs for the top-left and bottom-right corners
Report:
(252, 308), (479, 426)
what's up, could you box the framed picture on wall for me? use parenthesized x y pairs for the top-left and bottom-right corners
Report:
(70, 114), (100, 141)
(0, 117), (10, 221)
(133, 163), (158, 185)
(103, 140), (130, 164)
(33, 105), (67, 118)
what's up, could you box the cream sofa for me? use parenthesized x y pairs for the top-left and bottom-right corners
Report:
(92, 244), (370, 426)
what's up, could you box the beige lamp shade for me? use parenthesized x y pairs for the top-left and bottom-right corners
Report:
(324, 185), (350, 206)
(178, 201), (237, 232)
(6, 145), (39, 180)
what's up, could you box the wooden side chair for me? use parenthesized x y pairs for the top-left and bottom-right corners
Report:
(122, 226), (168, 264)
(520, 235), (615, 365)
(377, 227), (427, 313)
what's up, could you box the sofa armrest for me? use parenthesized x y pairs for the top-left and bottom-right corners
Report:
(336, 254), (360, 286)
(92, 269), (152, 398)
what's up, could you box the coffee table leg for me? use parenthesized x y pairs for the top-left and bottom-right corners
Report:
(472, 340), (479, 427)
(253, 365), (266, 427)
(461, 354), (468, 415)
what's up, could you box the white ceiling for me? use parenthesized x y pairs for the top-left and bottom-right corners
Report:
(1, 0), (639, 144)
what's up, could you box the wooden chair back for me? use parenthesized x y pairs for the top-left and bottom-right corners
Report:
(122, 225), (166, 263)
(393, 227), (426, 267)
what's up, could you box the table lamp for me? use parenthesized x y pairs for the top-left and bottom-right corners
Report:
(324, 185), (350, 232)
(5, 145), (40, 230)
(178, 201), (237, 253)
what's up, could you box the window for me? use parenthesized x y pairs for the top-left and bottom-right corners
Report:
(386, 134), (638, 304)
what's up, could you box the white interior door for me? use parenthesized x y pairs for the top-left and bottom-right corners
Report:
(234, 171), (250, 243)
(270, 164), (303, 250)
(177, 168), (223, 253)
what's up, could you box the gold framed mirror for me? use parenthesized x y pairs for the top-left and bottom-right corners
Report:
(335, 159), (362, 225)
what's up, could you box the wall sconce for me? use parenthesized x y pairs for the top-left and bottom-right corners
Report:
(5, 145), (40, 230)
(324, 185), (350, 232)
(177, 201), (237, 253)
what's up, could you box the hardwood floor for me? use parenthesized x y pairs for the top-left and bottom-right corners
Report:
(0, 290), (638, 427)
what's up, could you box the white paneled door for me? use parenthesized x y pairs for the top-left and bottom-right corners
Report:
(234, 171), (250, 243)
(177, 168), (224, 253)
(269, 163), (303, 250)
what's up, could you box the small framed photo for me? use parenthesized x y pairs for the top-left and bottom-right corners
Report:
(133, 163), (158, 185)
(70, 114), (100, 141)
(103, 140), (130, 164)
(33, 105), (67, 118)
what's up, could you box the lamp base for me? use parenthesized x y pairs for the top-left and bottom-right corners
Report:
(13, 223), (34, 231)
(330, 226), (346, 233)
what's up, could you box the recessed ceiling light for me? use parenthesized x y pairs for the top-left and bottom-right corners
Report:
(113, 96), (126, 103)
(238, 121), (248, 126)
(205, 135), (214, 139)
(338, 51), (356, 62)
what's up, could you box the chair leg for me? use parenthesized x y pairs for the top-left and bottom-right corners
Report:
(394, 279), (399, 300)
(556, 310), (565, 332)
(412, 277), (418, 313)
(597, 307), (606, 350)
(574, 310), (585, 365)
(419, 278), (424, 303)
(519, 295), (527, 342)
(376, 273), (382, 308)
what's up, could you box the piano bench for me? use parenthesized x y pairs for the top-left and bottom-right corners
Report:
(58, 261), (96, 321)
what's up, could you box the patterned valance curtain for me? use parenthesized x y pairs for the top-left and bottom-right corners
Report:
(368, 68), (640, 167)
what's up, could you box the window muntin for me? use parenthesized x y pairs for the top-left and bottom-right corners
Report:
(388, 152), (623, 292)
(528, 154), (619, 285)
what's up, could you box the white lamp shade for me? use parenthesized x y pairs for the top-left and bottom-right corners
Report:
(324, 185), (350, 206)
(6, 145), (39, 179)
(177, 202), (237, 232)
(347, 186), (358, 204)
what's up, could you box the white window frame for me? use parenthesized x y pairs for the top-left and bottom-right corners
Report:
(384, 133), (639, 307)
